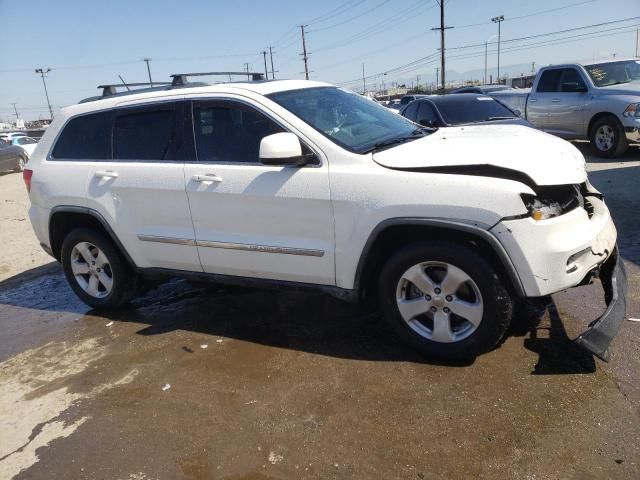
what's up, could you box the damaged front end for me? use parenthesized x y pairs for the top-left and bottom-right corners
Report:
(574, 248), (628, 361)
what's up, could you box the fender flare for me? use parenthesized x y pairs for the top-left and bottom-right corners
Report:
(353, 217), (526, 298)
(49, 205), (137, 268)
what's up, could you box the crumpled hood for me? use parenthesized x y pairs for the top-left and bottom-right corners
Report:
(373, 125), (587, 186)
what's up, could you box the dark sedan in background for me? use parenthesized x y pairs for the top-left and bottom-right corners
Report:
(400, 94), (533, 128)
(0, 142), (28, 172)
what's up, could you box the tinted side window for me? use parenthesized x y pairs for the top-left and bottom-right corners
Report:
(52, 111), (112, 160)
(559, 68), (586, 90)
(403, 101), (419, 120)
(417, 102), (438, 123)
(536, 69), (562, 92)
(193, 102), (283, 163)
(114, 109), (175, 160)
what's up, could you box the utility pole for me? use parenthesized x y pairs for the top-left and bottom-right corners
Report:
(35, 68), (54, 120)
(10, 102), (19, 119)
(435, 67), (439, 91)
(299, 25), (310, 80)
(261, 50), (268, 79)
(362, 64), (366, 94)
(143, 58), (153, 87)
(531, 62), (535, 73)
(243, 62), (250, 81)
(268, 46), (276, 80)
(636, 28), (639, 57)
(491, 15), (505, 84)
(431, 1), (453, 93)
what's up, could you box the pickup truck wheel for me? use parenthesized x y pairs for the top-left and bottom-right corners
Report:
(61, 228), (138, 309)
(590, 116), (628, 158)
(378, 242), (512, 360)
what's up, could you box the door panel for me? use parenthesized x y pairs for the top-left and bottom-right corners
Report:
(546, 68), (588, 137)
(184, 100), (335, 285)
(86, 101), (201, 272)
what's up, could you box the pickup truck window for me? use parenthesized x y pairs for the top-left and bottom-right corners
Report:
(559, 68), (587, 91)
(536, 69), (563, 92)
(585, 60), (640, 87)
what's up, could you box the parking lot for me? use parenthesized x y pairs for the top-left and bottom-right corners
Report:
(0, 144), (639, 479)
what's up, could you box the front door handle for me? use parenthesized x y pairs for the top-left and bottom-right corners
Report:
(192, 173), (222, 183)
(551, 99), (561, 103)
(94, 170), (119, 179)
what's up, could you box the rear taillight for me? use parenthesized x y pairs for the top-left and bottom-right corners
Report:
(23, 169), (33, 193)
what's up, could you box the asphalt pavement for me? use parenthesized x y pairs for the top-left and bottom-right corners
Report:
(0, 143), (638, 480)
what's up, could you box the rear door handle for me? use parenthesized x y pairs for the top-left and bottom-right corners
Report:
(551, 99), (561, 103)
(528, 98), (537, 103)
(192, 174), (222, 183)
(94, 170), (119, 178)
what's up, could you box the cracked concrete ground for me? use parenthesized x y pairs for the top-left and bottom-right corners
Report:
(0, 143), (638, 479)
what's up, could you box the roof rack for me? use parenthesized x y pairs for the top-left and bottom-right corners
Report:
(170, 71), (265, 86)
(79, 71), (265, 104)
(97, 82), (171, 97)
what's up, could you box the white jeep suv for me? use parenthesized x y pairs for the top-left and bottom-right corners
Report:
(24, 79), (627, 360)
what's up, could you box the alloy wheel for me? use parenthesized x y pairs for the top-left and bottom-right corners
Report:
(395, 261), (484, 343)
(70, 241), (113, 298)
(595, 125), (614, 152)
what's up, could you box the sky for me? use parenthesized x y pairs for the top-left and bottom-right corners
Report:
(0, 0), (639, 121)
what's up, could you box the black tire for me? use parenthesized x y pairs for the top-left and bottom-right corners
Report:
(590, 116), (628, 158)
(61, 227), (138, 309)
(378, 241), (513, 360)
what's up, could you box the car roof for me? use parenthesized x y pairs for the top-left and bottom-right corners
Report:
(418, 94), (497, 105)
(60, 79), (334, 119)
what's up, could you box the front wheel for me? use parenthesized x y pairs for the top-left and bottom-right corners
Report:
(61, 228), (138, 309)
(378, 241), (513, 360)
(590, 116), (628, 158)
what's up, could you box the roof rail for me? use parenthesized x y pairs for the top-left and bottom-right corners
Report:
(97, 82), (171, 97)
(170, 71), (264, 86)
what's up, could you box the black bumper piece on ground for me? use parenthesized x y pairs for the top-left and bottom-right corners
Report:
(574, 248), (627, 362)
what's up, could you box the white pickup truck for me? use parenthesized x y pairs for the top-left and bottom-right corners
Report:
(491, 59), (640, 157)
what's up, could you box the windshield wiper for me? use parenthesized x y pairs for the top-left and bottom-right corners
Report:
(363, 130), (428, 154)
(486, 116), (515, 120)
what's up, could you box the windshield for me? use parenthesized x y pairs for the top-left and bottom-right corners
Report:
(585, 60), (640, 87)
(268, 87), (420, 154)
(436, 96), (517, 125)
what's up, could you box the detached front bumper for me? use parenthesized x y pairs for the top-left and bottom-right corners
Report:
(574, 248), (627, 361)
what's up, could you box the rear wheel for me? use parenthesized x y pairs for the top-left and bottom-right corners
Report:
(590, 116), (628, 158)
(61, 228), (138, 309)
(378, 241), (512, 359)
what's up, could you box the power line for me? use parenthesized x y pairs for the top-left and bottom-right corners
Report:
(455, 0), (597, 29)
(305, 0), (366, 26)
(448, 15), (640, 51)
(309, 0), (392, 33)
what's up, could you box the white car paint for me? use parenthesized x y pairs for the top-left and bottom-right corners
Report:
(26, 79), (617, 301)
(373, 125), (587, 186)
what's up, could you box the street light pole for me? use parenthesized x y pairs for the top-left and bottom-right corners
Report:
(35, 68), (54, 120)
(484, 34), (497, 86)
(491, 15), (505, 84)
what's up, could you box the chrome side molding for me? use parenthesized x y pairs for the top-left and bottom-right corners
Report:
(137, 235), (324, 257)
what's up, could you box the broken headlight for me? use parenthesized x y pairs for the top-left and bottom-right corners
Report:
(521, 184), (583, 221)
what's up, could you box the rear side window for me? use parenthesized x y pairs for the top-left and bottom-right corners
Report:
(536, 69), (562, 92)
(403, 101), (419, 120)
(114, 109), (175, 160)
(52, 111), (112, 160)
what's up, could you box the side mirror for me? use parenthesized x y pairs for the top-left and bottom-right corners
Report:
(561, 82), (587, 93)
(419, 119), (437, 128)
(513, 109), (522, 117)
(259, 132), (304, 166)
